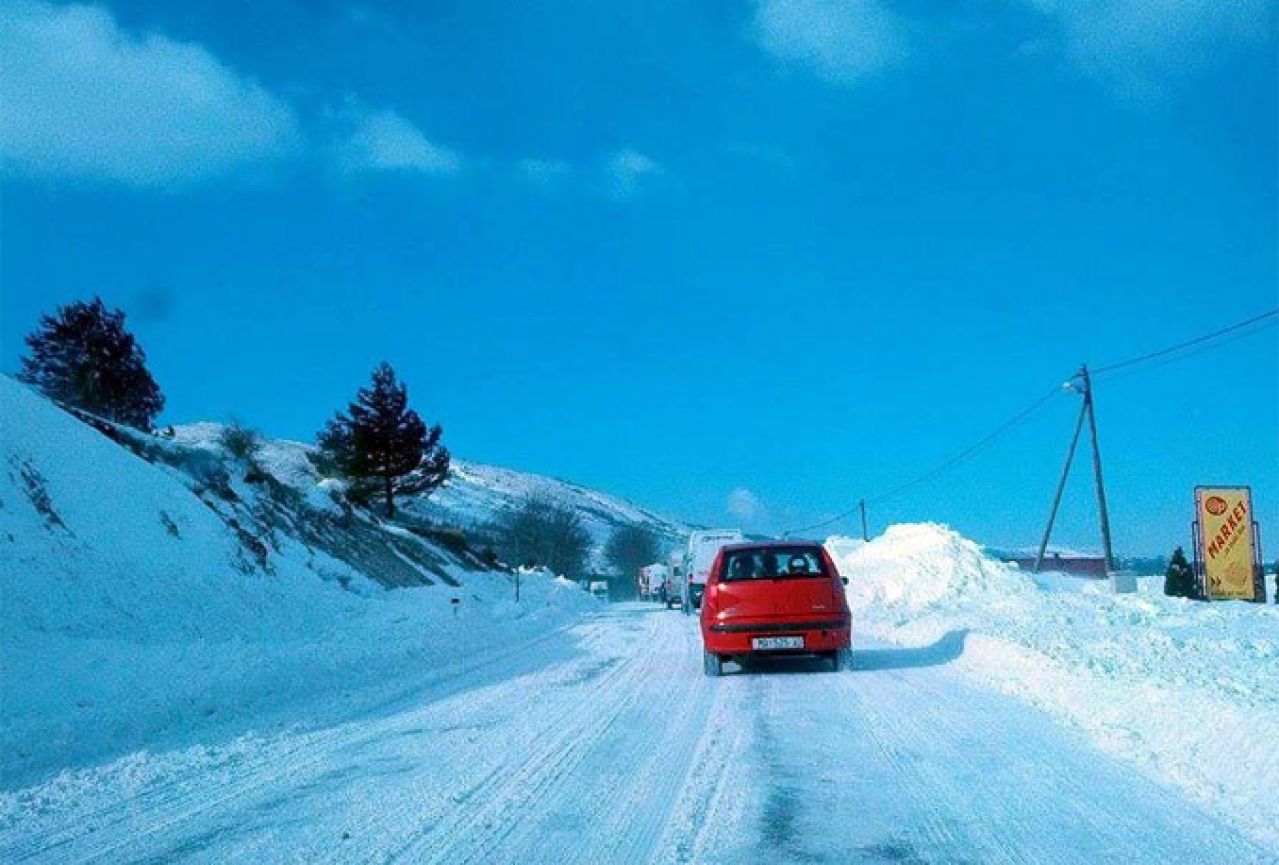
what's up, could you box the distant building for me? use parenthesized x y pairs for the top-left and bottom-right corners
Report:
(1004, 553), (1108, 578)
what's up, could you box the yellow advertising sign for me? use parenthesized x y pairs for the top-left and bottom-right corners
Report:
(1195, 487), (1257, 601)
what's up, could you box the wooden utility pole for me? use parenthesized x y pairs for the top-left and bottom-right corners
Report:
(859, 499), (868, 542)
(1034, 365), (1117, 575)
(1035, 398), (1087, 573)
(1080, 365), (1116, 572)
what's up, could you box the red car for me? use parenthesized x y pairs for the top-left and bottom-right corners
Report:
(698, 541), (851, 676)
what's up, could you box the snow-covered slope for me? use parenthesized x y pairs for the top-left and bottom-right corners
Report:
(163, 426), (693, 571)
(1, 381), (380, 643)
(404, 460), (692, 564)
(828, 524), (1279, 850)
(0, 377), (596, 786)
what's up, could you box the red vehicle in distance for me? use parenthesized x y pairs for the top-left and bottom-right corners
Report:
(698, 541), (851, 676)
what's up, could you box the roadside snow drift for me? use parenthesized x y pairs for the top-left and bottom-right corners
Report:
(828, 524), (1279, 850)
(0, 377), (595, 787)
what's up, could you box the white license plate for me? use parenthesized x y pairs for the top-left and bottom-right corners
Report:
(752, 636), (804, 650)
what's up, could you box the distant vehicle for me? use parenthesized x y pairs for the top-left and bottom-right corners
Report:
(663, 549), (686, 609)
(589, 581), (609, 601)
(699, 540), (851, 676)
(681, 529), (744, 613)
(638, 563), (668, 601)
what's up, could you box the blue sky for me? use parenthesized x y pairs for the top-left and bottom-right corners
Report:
(2, 0), (1276, 554)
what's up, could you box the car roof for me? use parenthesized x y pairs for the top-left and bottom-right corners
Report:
(720, 540), (823, 553)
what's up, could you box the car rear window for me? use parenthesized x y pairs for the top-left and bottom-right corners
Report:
(720, 547), (828, 581)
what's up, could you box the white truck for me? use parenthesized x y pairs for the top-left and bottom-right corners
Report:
(638, 563), (669, 601)
(663, 549), (686, 609)
(679, 529), (744, 613)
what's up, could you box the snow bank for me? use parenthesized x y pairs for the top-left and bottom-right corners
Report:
(828, 524), (1031, 610)
(1, 378), (597, 787)
(829, 524), (1279, 850)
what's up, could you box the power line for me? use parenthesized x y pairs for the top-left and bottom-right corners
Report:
(867, 387), (1060, 507)
(1091, 308), (1278, 376)
(784, 386), (1061, 537)
(1091, 317), (1278, 386)
(783, 307), (1279, 539)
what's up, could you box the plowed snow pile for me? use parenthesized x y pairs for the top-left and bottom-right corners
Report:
(829, 524), (1031, 610)
(828, 524), (1279, 850)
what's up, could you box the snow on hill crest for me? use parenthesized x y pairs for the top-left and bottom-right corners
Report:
(410, 459), (693, 562)
(165, 421), (693, 567)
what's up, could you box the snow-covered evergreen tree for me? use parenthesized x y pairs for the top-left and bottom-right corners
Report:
(19, 296), (164, 430)
(318, 362), (449, 517)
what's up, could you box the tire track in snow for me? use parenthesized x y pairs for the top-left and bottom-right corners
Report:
(834, 642), (1270, 864)
(2, 624), (579, 865)
(264, 613), (657, 864)
(8, 611), (1274, 865)
(500, 611), (714, 865)
(836, 661), (1025, 865)
(386, 607), (687, 865)
(645, 671), (754, 865)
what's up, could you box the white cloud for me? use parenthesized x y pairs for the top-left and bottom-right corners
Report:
(518, 151), (667, 198)
(727, 487), (767, 522)
(0, 1), (300, 187)
(518, 157), (572, 187)
(601, 148), (663, 198)
(1017, 0), (1270, 99)
(336, 107), (462, 176)
(750, 0), (909, 87)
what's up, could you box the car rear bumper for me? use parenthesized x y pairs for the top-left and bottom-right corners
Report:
(702, 616), (851, 655)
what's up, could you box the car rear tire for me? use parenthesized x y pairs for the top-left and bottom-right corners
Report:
(703, 650), (723, 677)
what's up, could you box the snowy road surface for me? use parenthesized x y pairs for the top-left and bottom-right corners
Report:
(3, 603), (1272, 865)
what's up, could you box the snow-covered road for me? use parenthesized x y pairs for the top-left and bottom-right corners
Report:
(3, 603), (1272, 864)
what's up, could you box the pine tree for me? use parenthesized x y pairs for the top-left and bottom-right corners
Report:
(317, 363), (449, 517)
(19, 296), (164, 430)
(1164, 546), (1195, 599)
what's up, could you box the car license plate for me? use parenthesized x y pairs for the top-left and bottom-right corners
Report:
(752, 636), (803, 650)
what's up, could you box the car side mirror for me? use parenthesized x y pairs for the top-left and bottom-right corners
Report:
(841, 576), (849, 586)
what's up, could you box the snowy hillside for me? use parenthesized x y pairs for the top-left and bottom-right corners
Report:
(828, 525), (1279, 850)
(404, 461), (692, 564)
(0, 377), (597, 786)
(163, 427), (693, 570)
